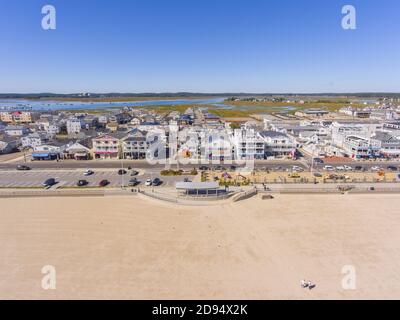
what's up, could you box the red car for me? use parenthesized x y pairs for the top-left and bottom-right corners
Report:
(99, 180), (109, 187)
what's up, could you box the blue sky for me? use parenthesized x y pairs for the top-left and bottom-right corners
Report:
(0, 0), (399, 93)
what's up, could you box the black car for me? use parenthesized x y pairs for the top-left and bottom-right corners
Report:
(42, 178), (56, 187)
(77, 180), (89, 187)
(130, 170), (139, 176)
(152, 178), (162, 186)
(387, 166), (398, 172)
(355, 166), (363, 171)
(17, 165), (31, 171)
(313, 158), (324, 164)
(199, 166), (209, 171)
(99, 179), (109, 187)
(118, 169), (127, 175)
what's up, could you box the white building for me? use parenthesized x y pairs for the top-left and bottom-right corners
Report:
(66, 118), (83, 135)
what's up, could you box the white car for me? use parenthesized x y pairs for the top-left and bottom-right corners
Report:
(344, 165), (353, 171)
(145, 179), (153, 186)
(323, 165), (335, 171)
(371, 166), (381, 172)
(292, 166), (303, 172)
(84, 169), (94, 176)
(336, 166), (345, 171)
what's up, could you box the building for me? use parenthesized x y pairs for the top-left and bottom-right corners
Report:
(0, 111), (32, 123)
(232, 129), (265, 160)
(371, 132), (400, 158)
(31, 144), (64, 161)
(121, 129), (149, 159)
(92, 134), (120, 159)
(295, 109), (330, 118)
(4, 125), (30, 137)
(20, 133), (49, 149)
(64, 142), (92, 160)
(341, 136), (379, 159)
(259, 131), (297, 158)
(66, 118), (83, 135)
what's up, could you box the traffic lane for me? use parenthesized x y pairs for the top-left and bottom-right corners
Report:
(0, 160), (307, 170)
(0, 171), (193, 188)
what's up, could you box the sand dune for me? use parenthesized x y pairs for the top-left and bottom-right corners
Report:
(1, 194), (400, 300)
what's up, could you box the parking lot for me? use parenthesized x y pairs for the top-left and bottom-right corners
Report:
(0, 169), (194, 189)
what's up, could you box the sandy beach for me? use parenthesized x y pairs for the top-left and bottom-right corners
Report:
(1, 194), (400, 300)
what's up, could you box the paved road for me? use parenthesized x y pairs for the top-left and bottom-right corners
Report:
(0, 159), (399, 173)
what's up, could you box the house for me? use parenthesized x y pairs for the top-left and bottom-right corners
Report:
(64, 142), (92, 160)
(4, 125), (30, 137)
(0, 137), (19, 154)
(20, 132), (50, 149)
(92, 134), (121, 159)
(259, 131), (297, 158)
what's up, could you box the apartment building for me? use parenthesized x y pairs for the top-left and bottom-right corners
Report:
(232, 129), (265, 160)
(92, 134), (120, 160)
(259, 131), (297, 158)
(0, 111), (32, 123)
(66, 118), (83, 135)
(121, 129), (148, 159)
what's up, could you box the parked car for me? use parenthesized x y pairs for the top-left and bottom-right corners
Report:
(344, 165), (353, 171)
(77, 180), (89, 187)
(292, 166), (303, 172)
(152, 178), (162, 186)
(99, 179), (109, 187)
(128, 178), (139, 187)
(336, 166), (345, 171)
(84, 169), (94, 176)
(130, 170), (139, 176)
(42, 178), (56, 187)
(16, 165), (31, 171)
(355, 166), (363, 171)
(313, 158), (324, 164)
(118, 169), (127, 175)
(145, 179), (152, 186)
(313, 172), (323, 178)
(387, 166), (398, 172)
(183, 177), (191, 182)
(323, 165), (335, 171)
(371, 166), (381, 172)
(199, 166), (209, 171)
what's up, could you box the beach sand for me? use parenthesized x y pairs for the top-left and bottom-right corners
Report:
(1, 194), (400, 300)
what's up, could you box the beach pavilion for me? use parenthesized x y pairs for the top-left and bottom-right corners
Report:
(175, 182), (224, 197)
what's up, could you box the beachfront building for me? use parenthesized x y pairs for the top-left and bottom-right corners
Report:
(31, 144), (64, 161)
(92, 134), (120, 160)
(370, 132), (400, 158)
(259, 131), (297, 158)
(121, 129), (149, 159)
(201, 130), (234, 162)
(232, 129), (265, 160)
(64, 142), (92, 160)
